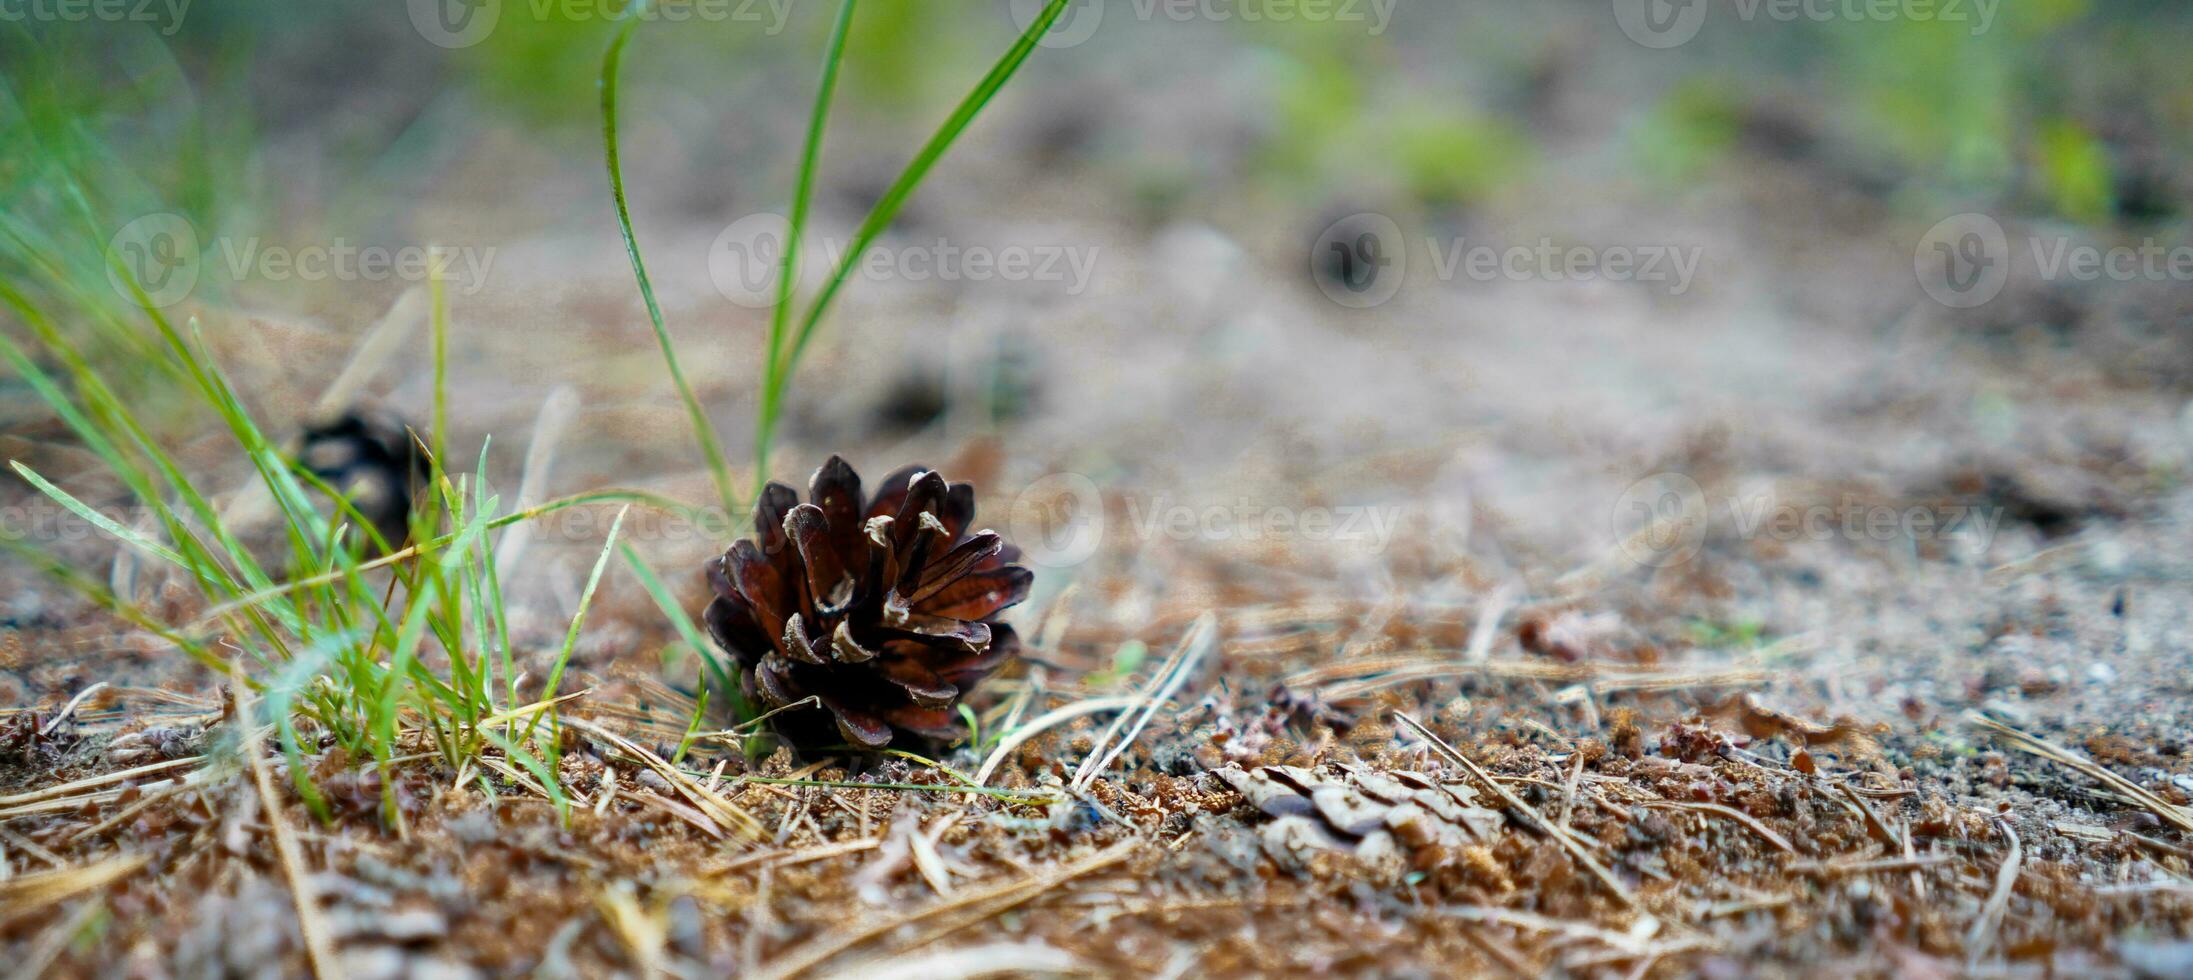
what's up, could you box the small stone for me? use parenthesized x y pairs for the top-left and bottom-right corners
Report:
(667, 895), (706, 960)
(375, 908), (448, 943)
(2121, 939), (2193, 980)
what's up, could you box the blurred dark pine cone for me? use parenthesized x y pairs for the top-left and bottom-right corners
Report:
(298, 409), (423, 547)
(704, 457), (1033, 751)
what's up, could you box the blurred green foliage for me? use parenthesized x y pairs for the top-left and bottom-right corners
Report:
(1617, 0), (2193, 226)
(1259, 30), (1530, 211)
(2035, 119), (2114, 224)
(1631, 80), (1745, 183)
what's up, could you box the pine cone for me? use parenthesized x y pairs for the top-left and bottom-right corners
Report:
(704, 457), (1033, 751)
(298, 409), (424, 547)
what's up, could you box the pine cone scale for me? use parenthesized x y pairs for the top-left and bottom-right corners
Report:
(918, 566), (1034, 621)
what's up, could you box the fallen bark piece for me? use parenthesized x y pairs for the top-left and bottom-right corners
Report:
(1215, 762), (1508, 874)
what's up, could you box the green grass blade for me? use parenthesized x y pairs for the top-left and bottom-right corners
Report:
(201, 488), (702, 618)
(670, 686), (710, 766)
(479, 728), (570, 821)
(755, 0), (860, 486)
(600, 5), (740, 520)
(769, 0), (1070, 393)
(430, 247), (450, 473)
(521, 504), (630, 742)
(9, 461), (188, 567)
(619, 542), (734, 696)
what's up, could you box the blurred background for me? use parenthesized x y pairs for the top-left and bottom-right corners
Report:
(4, 0), (2192, 715)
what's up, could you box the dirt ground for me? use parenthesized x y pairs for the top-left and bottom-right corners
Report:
(6, 4), (2193, 977)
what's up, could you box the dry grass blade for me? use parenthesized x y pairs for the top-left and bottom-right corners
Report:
(475, 689), (593, 729)
(565, 716), (764, 840)
(908, 815), (958, 897)
(1789, 854), (1952, 876)
(1965, 818), (2022, 969)
(628, 789), (726, 840)
(1395, 712), (1637, 909)
(494, 384), (581, 579)
(1637, 801), (1796, 854)
(1438, 905), (1697, 959)
(1303, 657), (1764, 701)
(234, 667), (344, 980)
(1452, 922), (1536, 979)
(66, 769), (211, 844)
(1069, 613), (1216, 793)
(1463, 584), (1516, 664)
(316, 285), (424, 417)
(0, 755), (202, 808)
(597, 883), (669, 979)
(826, 942), (1085, 980)
(972, 695), (1139, 787)
(1833, 781), (1899, 845)
(0, 853), (148, 922)
(19, 897), (107, 978)
(0, 759), (226, 821)
(38, 681), (108, 735)
(755, 837), (1141, 980)
(705, 837), (881, 876)
(1968, 713), (2193, 833)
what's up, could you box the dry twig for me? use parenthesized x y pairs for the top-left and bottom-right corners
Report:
(1969, 713), (2193, 833)
(755, 837), (1142, 980)
(1395, 713), (1637, 909)
(1964, 818), (2022, 969)
(1636, 801), (1796, 854)
(233, 667), (343, 980)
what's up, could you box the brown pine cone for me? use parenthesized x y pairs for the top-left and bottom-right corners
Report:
(298, 409), (424, 548)
(704, 457), (1033, 751)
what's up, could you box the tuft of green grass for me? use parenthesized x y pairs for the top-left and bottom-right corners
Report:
(0, 165), (683, 828)
(761, 0), (1074, 471)
(597, 0), (1073, 485)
